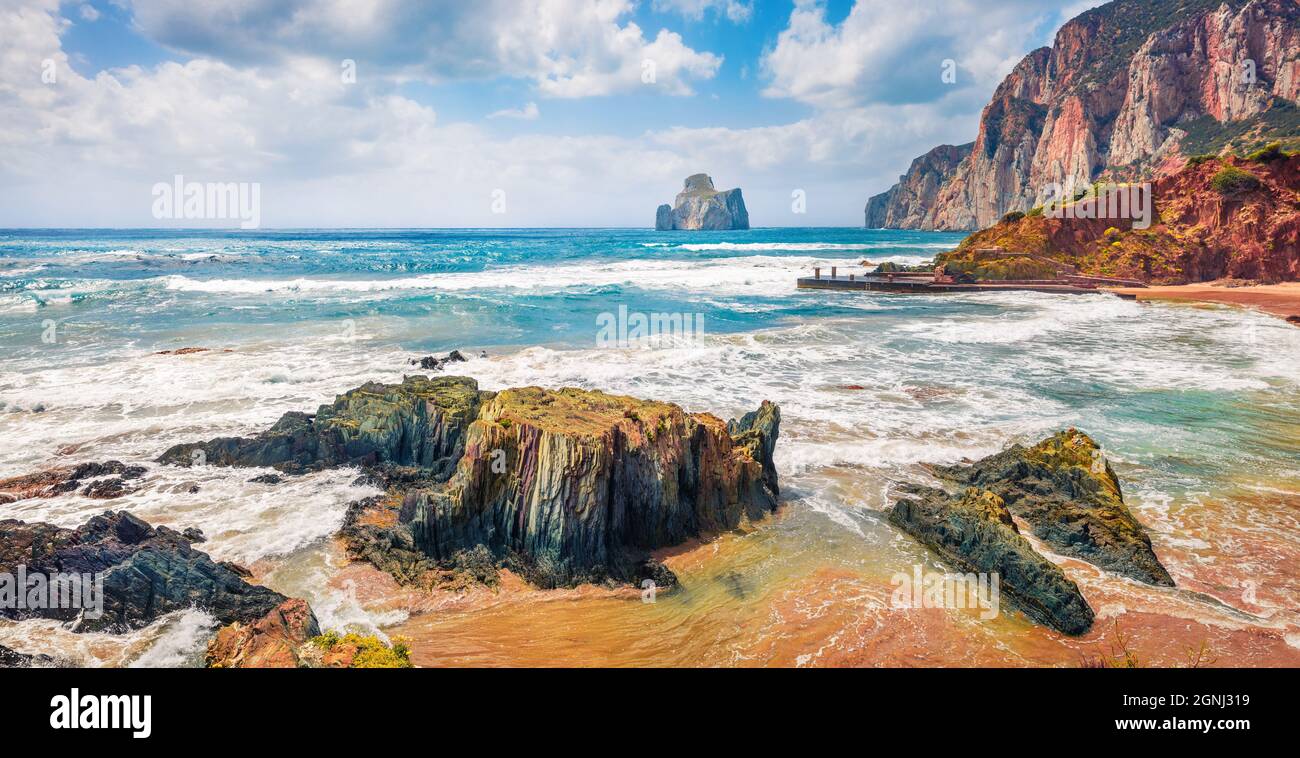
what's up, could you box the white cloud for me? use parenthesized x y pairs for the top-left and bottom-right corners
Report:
(488, 101), (540, 120)
(652, 0), (753, 23)
(0, 0), (1103, 227)
(761, 0), (1077, 109)
(77, 3), (99, 21)
(121, 0), (721, 97)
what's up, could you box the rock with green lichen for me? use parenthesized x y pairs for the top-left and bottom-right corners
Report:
(889, 484), (1095, 635)
(161, 376), (781, 590)
(928, 428), (1173, 586)
(157, 376), (485, 479)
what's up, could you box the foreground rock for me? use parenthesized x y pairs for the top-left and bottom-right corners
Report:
(889, 485), (1095, 635)
(928, 429), (1174, 586)
(0, 511), (291, 632)
(161, 376), (781, 588)
(205, 599), (319, 668)
(655, 173), (749, 231)
(205, 601), (413, 668)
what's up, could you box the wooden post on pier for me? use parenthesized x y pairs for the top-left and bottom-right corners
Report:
(831, 266), (837, 279)
(814, 267), (821, 280)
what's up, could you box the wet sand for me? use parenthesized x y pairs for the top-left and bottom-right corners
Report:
(1107, 282), (1300, 323)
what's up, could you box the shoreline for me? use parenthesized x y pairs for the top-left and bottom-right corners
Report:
(1106, 282), (1300, 323)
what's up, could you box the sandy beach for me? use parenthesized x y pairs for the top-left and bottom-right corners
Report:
(1107, 282), (1300, 323)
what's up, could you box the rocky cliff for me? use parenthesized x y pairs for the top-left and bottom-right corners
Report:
(866, 0), (1300, 230)
(865, 143), (974, 228)
(656, 173), (750, 230)
(161, 376), (782, 589)
(946, 150), (1299, 283)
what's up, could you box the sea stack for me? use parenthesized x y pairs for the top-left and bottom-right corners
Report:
(655, 173), (749, 230)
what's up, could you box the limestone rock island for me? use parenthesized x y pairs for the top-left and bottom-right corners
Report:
(655, 173), (749, 230)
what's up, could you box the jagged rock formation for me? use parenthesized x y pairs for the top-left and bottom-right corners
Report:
(656, 173), (750, 230)
(926, 429), (1174, 586)
(160, 376), (782, 589)
(865, 143), (974, 228)
(946, 151), (1299, 282)
(889, 485), (1096, 635)
(0, 511), (291, 632)
(159, 375), (483, 482)
(205, 598), (320, 668)
(866, 0), (1300, 230)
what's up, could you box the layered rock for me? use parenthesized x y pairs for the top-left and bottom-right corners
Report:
(0, 511), (291, 632)
(927, 429), (1174, 586)
(159, 375), (484, 483)
(945, 152), (1299, 283)
(866, 0), (1299, 230)
(160, 376), (782, 589)
(889, 485), (1095, 635)
(655, 173), (750, 230)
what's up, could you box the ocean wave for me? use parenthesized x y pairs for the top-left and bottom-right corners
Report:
(158, 255), (841, 298)
(671, 242), (952, 252)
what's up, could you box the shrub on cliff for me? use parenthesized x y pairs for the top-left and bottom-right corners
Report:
(1185, 153), (1217, 167)
(1000, 210), (1026, 224)
(1246, 142), (1285, 163)
(1210, 166), (1261, 195)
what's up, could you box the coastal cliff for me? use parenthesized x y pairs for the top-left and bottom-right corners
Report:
(866, 0), (1300, 231)
(656, 173), (750, 230)
(945, 150), (1299, 283)
(160, 376), (781, 589)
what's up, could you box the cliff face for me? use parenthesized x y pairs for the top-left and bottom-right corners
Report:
(867, 0), (1299, 230)
(656, 173), (750, 230)
(948, 151), (1299, 283)
(161, 376), (782, 589)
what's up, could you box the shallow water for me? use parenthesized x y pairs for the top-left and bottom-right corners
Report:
(1, 228), (1297, 667)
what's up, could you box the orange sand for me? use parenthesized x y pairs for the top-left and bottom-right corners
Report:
(1108, 282), (1300, 322)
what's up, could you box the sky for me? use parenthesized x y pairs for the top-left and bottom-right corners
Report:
(0, 0), (1104, 228)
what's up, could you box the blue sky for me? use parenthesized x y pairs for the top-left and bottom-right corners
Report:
(1, 0), (1101, 227)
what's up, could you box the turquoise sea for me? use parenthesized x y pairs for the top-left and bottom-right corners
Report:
(1, 228), (1298, 666)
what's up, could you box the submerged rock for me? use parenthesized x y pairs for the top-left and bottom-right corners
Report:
(0, 511), (291, 632)
(0, 460), (145, 504)
(410, 350), (468, 371)
(161, 375), (782, 588)
(0, 644), (57, 668)
(655, 173), (750, 231)
(889, 485), (1095, 635)
(928, 429), (1173, 586)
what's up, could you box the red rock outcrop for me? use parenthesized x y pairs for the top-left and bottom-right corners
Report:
(945, 152), (1300, 283)
(205, 599), (320, 669)
(867, 0), (1299, 230)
